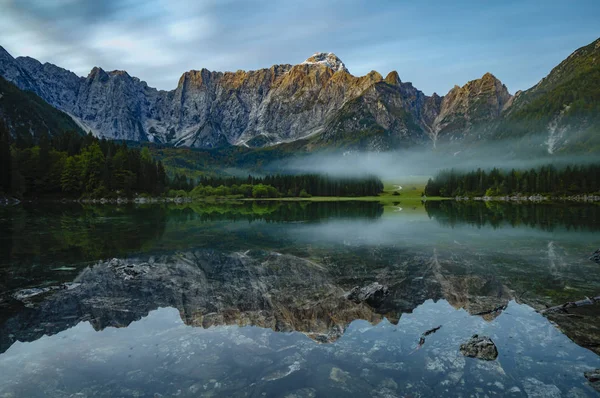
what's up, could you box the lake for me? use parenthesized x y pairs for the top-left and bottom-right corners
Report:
(1, 201), (599, 397)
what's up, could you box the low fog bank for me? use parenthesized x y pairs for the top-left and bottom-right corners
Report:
(272, 136), (600, 179)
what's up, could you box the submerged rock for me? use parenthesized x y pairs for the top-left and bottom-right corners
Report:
(459, 334), (498, 360)
(346, 282), (389, 306)
(584, 369), (600, 392)
(590, 249), (600, 264)
(329, 367), (351, 383)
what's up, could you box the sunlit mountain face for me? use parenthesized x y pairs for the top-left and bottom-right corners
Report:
(1, 37), (599, 154)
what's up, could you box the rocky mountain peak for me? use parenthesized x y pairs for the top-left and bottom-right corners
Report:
(177, 68), (217, 88)
(384, 71), (401, 86)
(430, 72), (512, 142)
(88, 66), (109, 81)
(108, 70), (131, 79)
(301, 52), (349, 73)
(15, 56), (42, 70)
(463, 72), (508, 93)
(0, 46), (38, 92)
(481, 72), (496, 81)
(0, 45), (12, 60)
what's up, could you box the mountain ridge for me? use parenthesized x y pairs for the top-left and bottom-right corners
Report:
(0, 38), (598, 153)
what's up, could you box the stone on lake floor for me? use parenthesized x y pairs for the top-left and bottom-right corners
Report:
(329, 367), (351, 383)
(459, 334), (498, 361)
(590, 249), (600, 264)
(584, 369), (600, 392)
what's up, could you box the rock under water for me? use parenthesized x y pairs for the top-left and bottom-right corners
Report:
(584, 369), (600, 392)
(590, 249), (600, 264)
(459, 334), (499, 361)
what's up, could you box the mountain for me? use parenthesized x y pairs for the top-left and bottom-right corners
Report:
(0, 75), (83, 144)
(0, 38), (598, 153)
(498, 38), (600, 153)
(0, 47), (509, 150)
(431, 72), (512, 145)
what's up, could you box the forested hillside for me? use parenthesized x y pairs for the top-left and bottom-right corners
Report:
(0, 76), (83, 145)
(0, 121), (168, 198)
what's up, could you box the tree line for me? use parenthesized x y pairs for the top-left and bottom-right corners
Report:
(0, 121), (168, 198)
(424, 164), (600, 197)
(172, 173), (384, 199)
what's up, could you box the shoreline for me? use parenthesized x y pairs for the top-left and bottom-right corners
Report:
(454, 194), (600, 203)
(3, 194), (600, 206)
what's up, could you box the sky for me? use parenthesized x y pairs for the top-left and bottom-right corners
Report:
(0, 0), (598, 95)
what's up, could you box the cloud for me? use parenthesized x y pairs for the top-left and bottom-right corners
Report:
(0, 0), (598, 94)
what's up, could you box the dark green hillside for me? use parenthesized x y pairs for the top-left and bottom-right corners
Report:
(0, 76), (84, 145)
(496, 38), (600, 152)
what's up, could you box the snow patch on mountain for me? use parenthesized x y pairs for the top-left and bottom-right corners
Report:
(302, 52), (349, 73)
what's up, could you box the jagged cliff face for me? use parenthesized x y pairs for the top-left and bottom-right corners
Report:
(4, 39), (598, 152)
(318, 75), (431, 150)
(431, 73), (512, 144)
(0, 47), (519, 149)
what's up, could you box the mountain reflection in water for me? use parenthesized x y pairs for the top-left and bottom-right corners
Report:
(1, 201), (600, 397)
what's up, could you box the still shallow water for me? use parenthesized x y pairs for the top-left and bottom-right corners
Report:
(0, 201), (599, 397)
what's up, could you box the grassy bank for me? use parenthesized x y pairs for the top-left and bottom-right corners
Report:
(242, 179), (446, 206)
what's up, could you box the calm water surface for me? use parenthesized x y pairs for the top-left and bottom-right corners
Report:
(1, 201), (599, 397)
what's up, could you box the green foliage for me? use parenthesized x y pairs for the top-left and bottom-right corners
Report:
(6, 131), (169, 199)
(192, 174), (383, 198)
(81, 143), (105, 193)
(167, 189), (188, 198)
(0, 119), (11, 193)
(425, 164), (600, 197)
(173, 174), (383, 199)
(252, 184), (278, 198)
(61, 156), (81, 194)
